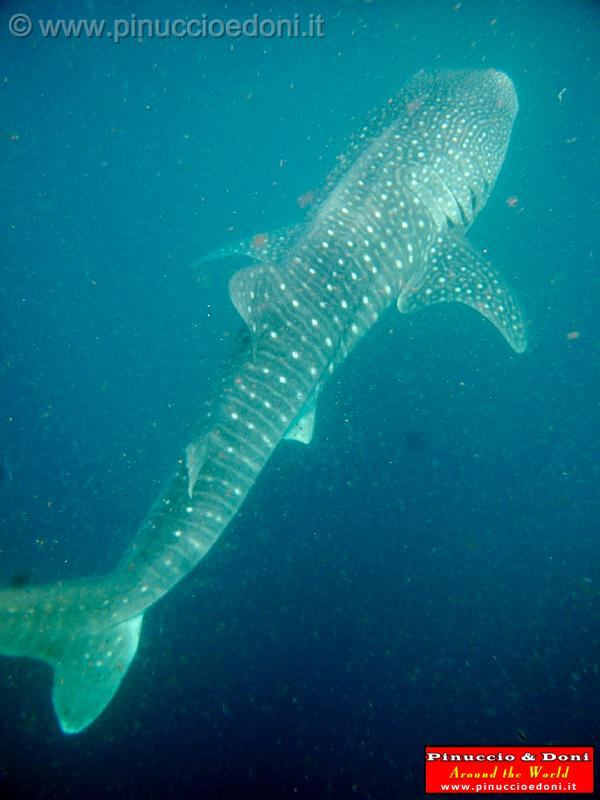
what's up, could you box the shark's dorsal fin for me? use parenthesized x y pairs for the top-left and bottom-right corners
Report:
(229, 263), (282, 335)
(397, 231), (527, 353)
(284, 400), (317, 444)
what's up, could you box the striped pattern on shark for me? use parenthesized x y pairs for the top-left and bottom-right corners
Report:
(0, 69), (527, 734)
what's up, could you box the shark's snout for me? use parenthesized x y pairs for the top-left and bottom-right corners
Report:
(487, 69), (519, 116)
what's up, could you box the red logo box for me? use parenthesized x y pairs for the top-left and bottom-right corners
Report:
(425, 745), (594, 794)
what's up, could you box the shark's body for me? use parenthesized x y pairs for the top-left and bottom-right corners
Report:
(0, 69), (526, 733)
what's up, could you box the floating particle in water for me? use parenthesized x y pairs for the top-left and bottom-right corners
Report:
(297, 190), (316, 209)
(250, 232), (269, 249)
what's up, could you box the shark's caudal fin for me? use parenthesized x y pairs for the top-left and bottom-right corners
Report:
(0, 580), (143, 733)
(51, 614), (143, 734)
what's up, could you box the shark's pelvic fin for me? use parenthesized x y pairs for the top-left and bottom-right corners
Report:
(397, 231), (527, 353)
(284, 400), (317, 444)
(0, 581), (143, 734)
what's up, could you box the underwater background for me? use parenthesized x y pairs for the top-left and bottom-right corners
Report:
(1, 0), (599, 797)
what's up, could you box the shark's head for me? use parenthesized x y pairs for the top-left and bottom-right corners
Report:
(447, 68), (518, 185)
(390, 68), (519, 227)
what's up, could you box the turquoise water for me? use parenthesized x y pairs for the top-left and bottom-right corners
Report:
(1, 1), (599, 797)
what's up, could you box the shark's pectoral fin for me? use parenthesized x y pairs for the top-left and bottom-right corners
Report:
(397, 231), (527, 353)
(285, 400), (317, 444)
(52, 613), (143, 734)
(192, 224), (302, 268)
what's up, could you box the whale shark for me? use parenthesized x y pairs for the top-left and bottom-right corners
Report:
(0, 69), (527, 733)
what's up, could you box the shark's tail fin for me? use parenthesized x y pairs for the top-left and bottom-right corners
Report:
(0, 579), (143, 734)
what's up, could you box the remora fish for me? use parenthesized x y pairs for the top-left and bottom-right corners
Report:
(0, 69), (527, 734)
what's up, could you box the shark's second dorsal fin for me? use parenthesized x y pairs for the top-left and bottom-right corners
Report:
(229, 263), (283, 335)
(185, 441), (208, 499)
(397, 231), (527, 353)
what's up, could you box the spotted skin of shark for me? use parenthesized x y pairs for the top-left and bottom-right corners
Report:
(0, 69), (527, 734)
